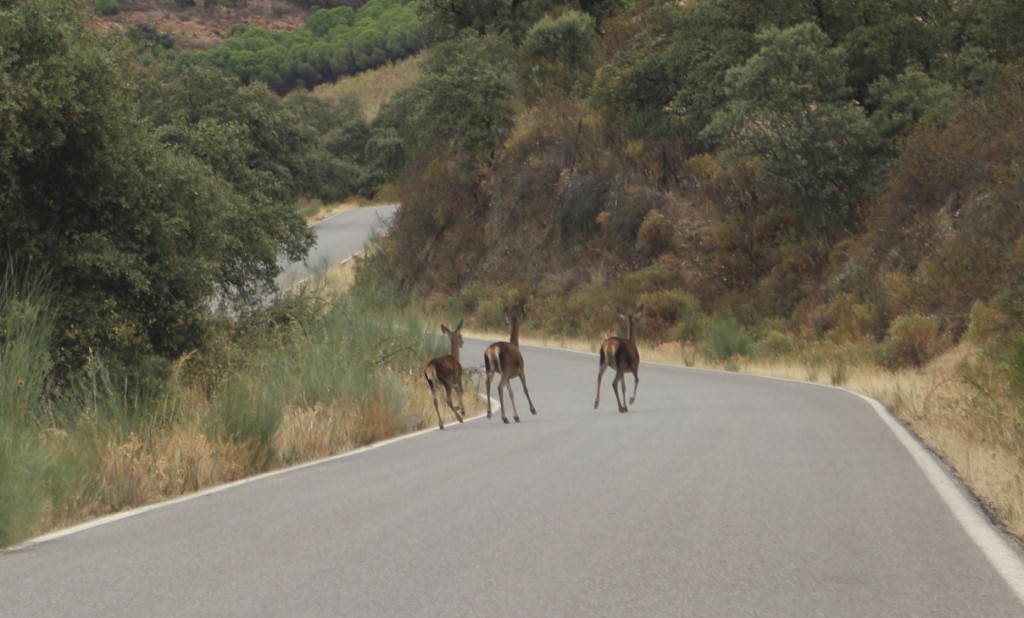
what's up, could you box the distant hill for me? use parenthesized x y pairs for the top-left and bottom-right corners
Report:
(92, 0), (333, 49)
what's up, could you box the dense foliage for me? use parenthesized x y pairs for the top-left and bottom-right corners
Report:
(176, 0), (424, 93)
(368, 0), (1024, 376)
(1, 1), (308, 386)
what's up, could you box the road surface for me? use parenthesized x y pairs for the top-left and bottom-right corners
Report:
(276, 204), (398, 288)
(4, 204), (1024, 616)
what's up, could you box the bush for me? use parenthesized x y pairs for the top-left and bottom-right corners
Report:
(754, 329), (803, 359)
(636, 288), (699, 342)
(0, 427), (50, 548)
(999, 336), (1024, 400)
(965, 301), (1013, 345)
(700, 316), (752, 363)
(94, 0), (119, 15)
(880, 313), (944, 369)
(533, 285), (619, 339)
(0, 265), (55, 426)
(206, 375), (284, 470)
(636, 209), (677, 258)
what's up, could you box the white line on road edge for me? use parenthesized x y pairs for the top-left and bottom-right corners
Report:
(6, 412), (486, 553)
(523, 344), (1024, 605)
(7, 205), (409, 552)
(850, 389), (1024, 607)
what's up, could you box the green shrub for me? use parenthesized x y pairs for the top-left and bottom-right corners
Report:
(619, 265), (684, 298)
(94, 0), (119, 16)
(636, 288), (699, 343)
(700, 316), (752, 362)
(881, 313), (944, 369)
(965, 301), (1012, 344)
(636, 209), (677, 258)
(1, 265), (55, 426)
(207, 374), (283, 470)
(823, 293), (883, 343)
(1002, 337), (1024, 400)
(0, 427), (50, 548)
(754, 329), (802, 359)
(533, 293), (596, 338)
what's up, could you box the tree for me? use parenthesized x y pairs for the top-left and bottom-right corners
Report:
(703, 23), (882, 240)
(0, 0), (313, 378)
(867, 69), (954, 140)
(955, 0), (1024, 66)
(420, 0), (568, 43)
(403, 33), (517, 171)
(519, 10), (597, 101)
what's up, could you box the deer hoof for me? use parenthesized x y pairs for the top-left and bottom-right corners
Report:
(502, 417), (510, 424)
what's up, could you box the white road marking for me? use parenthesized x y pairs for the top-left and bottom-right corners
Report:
(849, 388), (1024, 606)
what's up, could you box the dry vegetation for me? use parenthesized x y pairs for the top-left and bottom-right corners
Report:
(93, 0), (309, 49)
(16, 0), (1022, 550)
(45, 376), (484, 533)
(312, 54), (424, 120)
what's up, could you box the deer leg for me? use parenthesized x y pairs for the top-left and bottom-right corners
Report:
(429, 384), (445, 430)
(497, 381), (510, 424)
(443, 384), (462, 425)
(613, 371), (628, 413)
(595, 364), (609, 409)
(485, 370), (495, 419)
(453, 380), (465, 423)
(518, 370), (537, 415)
(629, 369), (639, 405)
(505, 378), (521, 423)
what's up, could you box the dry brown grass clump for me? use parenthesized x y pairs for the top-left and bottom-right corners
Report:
(312, 54), (423, 120)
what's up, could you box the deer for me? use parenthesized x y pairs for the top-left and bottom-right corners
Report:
(484, 306), (538, 424)
(423, 320), (466, 430)
(595, 304), (645, 413)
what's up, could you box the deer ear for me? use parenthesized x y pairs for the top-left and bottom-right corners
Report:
(441, 324), (450, 334)
(455, 319), (464, 331)
(636, 304), (645, 315)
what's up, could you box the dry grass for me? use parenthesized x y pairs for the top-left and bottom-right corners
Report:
(33, 318), (1024, 546)
(42, 374), (480, 537)
(311, 54), (423, 120)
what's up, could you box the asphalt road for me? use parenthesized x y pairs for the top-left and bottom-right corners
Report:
(4, 205), (1024, 616)
(276, 204), (398, 288)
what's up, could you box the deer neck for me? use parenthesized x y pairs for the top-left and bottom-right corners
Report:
(626, 317), (636, 342)
(509, 317), (520, 347)
(450, 336), (460, 363)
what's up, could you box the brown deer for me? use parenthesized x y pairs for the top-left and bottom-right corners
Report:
(484, 306), (538, 424)
(424, 320), (466, 430)
(595, 304), (645, 413)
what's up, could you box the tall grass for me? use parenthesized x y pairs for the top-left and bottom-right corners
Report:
(0, 264), (56, 546)
(0, 260), (458, 549)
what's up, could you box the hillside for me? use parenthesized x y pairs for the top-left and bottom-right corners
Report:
(7, 0), (1024, 549)
(93, 0), (313, 48)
